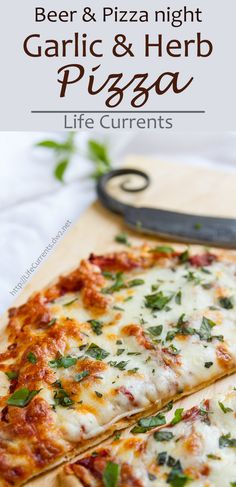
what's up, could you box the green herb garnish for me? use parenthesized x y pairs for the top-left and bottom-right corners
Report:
(153, 430), (174, 442)
(75, 370), (90, 382)
(87, 320), (103, 335)
(131, 413), (166, 434)
(171, 408), (184, 425)
(218, 401), (233, 414)
(218, 297), (234, 310)
(102, 461), (120, 487)
(85, 343), (109, 361)
(145, 291), (173, 311)
(49, 355), (77, 369)
(115, 233), (131, 246)
(27, 352), (37, 364)
(7, 388), (40, 407)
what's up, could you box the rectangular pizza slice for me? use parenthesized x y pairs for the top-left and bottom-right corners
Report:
(0, 244), (236, 485)
(60, 389), (236, 487)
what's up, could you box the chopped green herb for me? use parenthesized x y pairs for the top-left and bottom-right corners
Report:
(114, 232), (131, 246)
(95, 391), (103, 398)
(5, 371), (18, 380)
(54, 387), (74, 407)
(207, 453), (221, 460)
(49, 355), (77, 369)
(185, 271), (201, 285)
(114, 432), (121, 441)
(113, 305), (125, 311)
(131, 413), (166, 434)
(218, 401), (233, 414)
(194, 223), (202, 230)
(47, 318), (57, 327)
(205, 362), (213, 368)
(27, 352), (37, 364)
(151, 246), (174, 254)
(116, 349), (125, 356)
(63, 298), (78, 307)
(157, 451), (167, 465)
(165, 344), (180, 355)
(103, 461), (120, 487)
(75, 370), (90, 382)
(218, 297), (234, 310)
(219, 433), (236, 448)
(166, 330), (177, 342)
(108, 361), (128, 371)
(87, 319), (103, 335)
(179, 249), (189, 263)
(171, 408), (184, 425)
(147, 325), (163, 337)
(127, 279), (145, 287)
(7, 388), (40, 408)
(153, 430), (174, 442)
(148, 473), (156, 481)
(167, 460), (191, 486)
(86, 343), (109, 361)
(198, 316), (216, 341)
(103, 272), (125, 294)
(175, 291), (182, 305)
(145, 291), (173, 311)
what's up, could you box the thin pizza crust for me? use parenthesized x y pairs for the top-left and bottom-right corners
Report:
(1, 244), (236, 486)
(59, 388), (236, 486)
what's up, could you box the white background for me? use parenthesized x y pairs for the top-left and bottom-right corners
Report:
(1, 131), (236, 314)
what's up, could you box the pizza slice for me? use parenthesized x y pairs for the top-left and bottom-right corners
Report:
(60, 389), (236, 487)
(0, 244), (236, 485)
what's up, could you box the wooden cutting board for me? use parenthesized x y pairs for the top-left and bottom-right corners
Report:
(1, 156), (236, 486)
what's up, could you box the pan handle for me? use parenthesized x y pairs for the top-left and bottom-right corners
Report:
(96, 169), (151, 215)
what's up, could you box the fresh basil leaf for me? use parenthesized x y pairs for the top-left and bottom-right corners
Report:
(114, 233), (131, 246)
(157, 451), (167, 465)
(179, 250), (189, 263)
(167, 460), (191, 486)
(49, 355), (77, 369)
(102, 461), (120, 487)
(154, 430), (174, 442)
(108, 361), (129, 371)
(131, 413), (166, 434)
(175, 291), (182, 305)
(204, 362), (213, 368)
(127, 279), (145, 287)
(218, 401), (233, 414)
(75, 370), (90, 382)
(218, 297), (234, 310)
(27, 352), (37, 364)
(148, 325), (163, 337)
(53, 387), (74, 407)
(145, 291), (173, 311)
(219, 433), (236, 448)
(198, 316), (216, 341)
(87, 320), (103, 335)
(151, 246), (174, 254)
(5, 371), (18, 380)
(95, 391), (103, 398)
(47, 318), (57, 327)
(171, 408), (184, 425)
(63, 298), (78, 307)
(103, 272), (125, 294)
(86, 343), (109, 361)
(54, 159), (69, 183)
(7, 388), (39, 407)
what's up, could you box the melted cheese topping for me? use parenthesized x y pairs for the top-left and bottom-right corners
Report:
(65, 390), (236, 487)
(0, 246), (236, 485)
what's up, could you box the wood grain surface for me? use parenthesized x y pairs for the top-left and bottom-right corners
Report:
(1, 156), (236, 486)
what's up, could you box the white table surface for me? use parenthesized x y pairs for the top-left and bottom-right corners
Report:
(1, 131), (236, 314)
